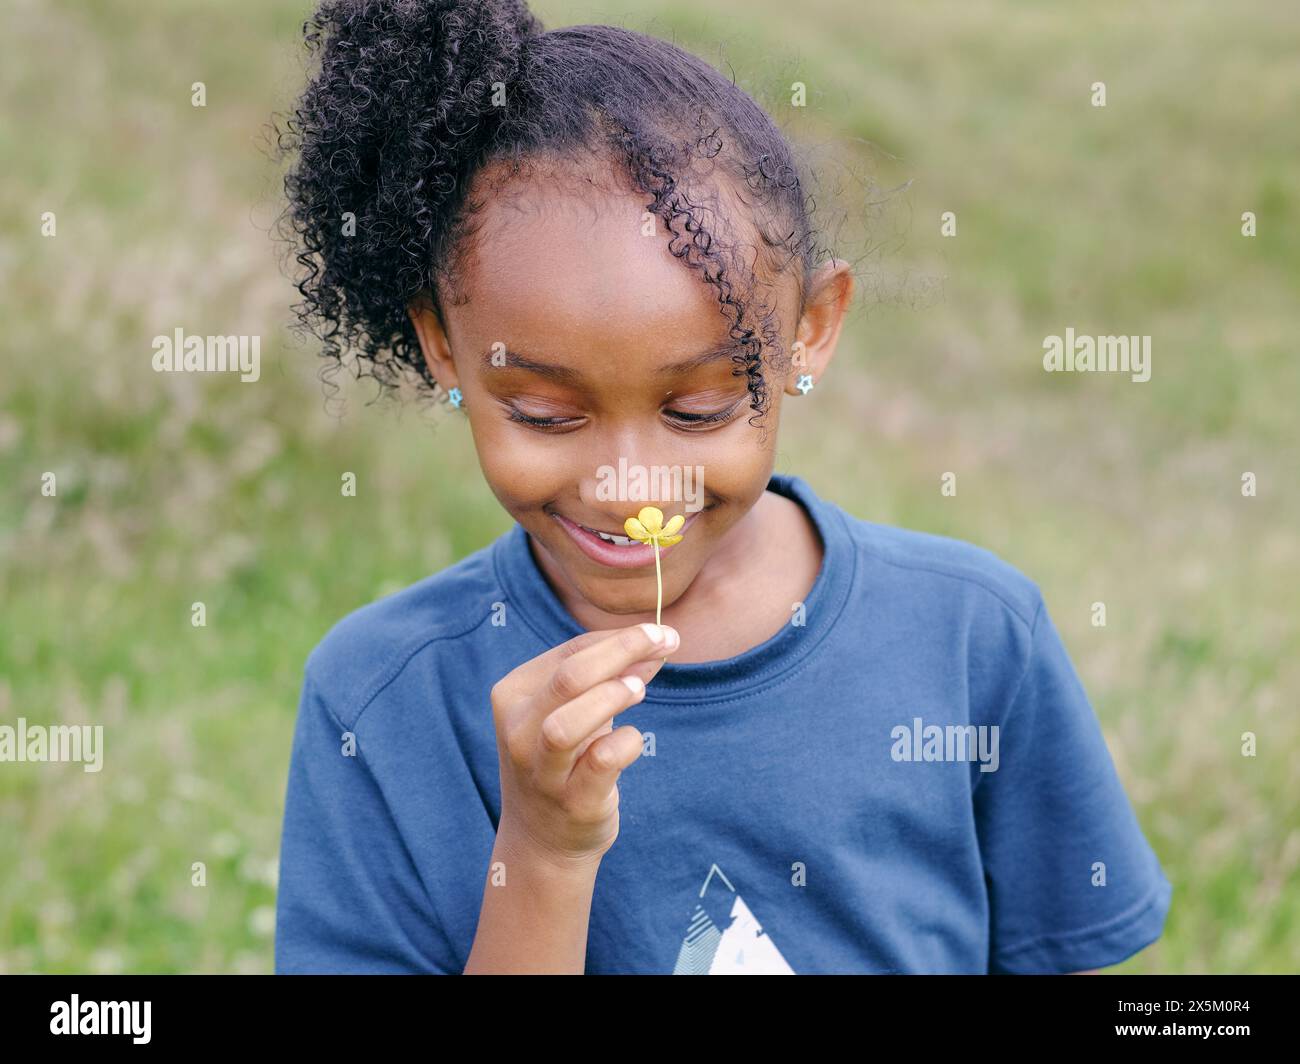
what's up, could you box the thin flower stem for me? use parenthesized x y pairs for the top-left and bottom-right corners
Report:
(653, 541), (662, 627)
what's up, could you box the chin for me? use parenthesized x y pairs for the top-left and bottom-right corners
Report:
(573, 577), (662, 616)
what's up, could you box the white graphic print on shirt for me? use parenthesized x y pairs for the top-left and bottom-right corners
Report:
(672, 863), (794, 974)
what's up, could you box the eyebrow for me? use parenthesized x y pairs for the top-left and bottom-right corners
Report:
(482, 341), (745, 384)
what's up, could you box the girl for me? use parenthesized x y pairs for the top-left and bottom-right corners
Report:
(273, 0), (1172, 974)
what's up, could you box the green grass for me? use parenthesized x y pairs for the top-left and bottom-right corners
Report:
(1, 0), (1297, 973)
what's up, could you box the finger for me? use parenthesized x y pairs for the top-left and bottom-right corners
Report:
(569, 724), (644, 799)
(536, 674), (646, 789)
(571, 720), (612, 765)
(494, 627), (618, 704)
(566, 653), (664, 760)
(616, 652), (668, 689)
(531, 623), (677, 719)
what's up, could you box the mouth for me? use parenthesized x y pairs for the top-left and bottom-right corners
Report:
(551, 509), (703, 570)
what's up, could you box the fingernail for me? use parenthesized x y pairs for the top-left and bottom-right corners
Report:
(639, 622), (665, 645)
(621, 675), (645, 696)
(662, 626), (680, 651)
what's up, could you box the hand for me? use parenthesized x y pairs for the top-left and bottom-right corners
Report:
(490, 623), (680, 868)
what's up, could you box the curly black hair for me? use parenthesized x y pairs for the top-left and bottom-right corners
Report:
(275, 0), (838, 432)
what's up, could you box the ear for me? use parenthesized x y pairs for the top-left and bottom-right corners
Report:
(783, 259), (854, 396)
(407, 292), (459, 392)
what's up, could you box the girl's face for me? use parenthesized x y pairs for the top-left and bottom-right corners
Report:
(409, 169), (851, 620)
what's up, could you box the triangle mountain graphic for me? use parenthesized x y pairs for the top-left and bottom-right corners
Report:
(672, 863), (794, 974)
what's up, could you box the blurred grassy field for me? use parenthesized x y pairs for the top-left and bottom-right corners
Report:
(1, 0), (1296, 973)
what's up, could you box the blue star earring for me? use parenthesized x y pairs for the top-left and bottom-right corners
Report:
(447, 386), (464, 409)
(796, 374), (814, 395)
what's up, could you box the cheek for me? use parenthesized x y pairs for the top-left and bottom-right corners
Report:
(698, 450), (768, 498)
(468, 423), (567, 510)
(699, 404), (780, 480)
(659, 424), (778, 523)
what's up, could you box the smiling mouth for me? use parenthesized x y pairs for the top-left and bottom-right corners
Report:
(549, 508), (704, 556)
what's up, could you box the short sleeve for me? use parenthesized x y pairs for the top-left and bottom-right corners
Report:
(975, 597), (1173, 974)
(274, 666), (457, 974)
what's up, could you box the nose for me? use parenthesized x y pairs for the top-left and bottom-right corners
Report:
(577, 457), (688, 528)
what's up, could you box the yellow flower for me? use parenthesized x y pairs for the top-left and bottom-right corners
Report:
(623, 506), (686, 630)
(623, 506), (685, 547)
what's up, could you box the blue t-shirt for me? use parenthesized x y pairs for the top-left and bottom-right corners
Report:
(274, 472), (1172, 974)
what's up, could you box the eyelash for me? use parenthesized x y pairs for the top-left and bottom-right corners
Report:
(505, 401), (744, 433)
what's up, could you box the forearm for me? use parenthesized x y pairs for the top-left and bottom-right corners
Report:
(463, 824), (603, 974)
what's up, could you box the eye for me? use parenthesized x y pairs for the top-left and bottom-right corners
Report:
(501, 397), (745, 433)
(505, 407), (581, 431)
(664, 399), (745, 430)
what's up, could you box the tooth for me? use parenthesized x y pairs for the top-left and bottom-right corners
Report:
(590, 527), (635, 546)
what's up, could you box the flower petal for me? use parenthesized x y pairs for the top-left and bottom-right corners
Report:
(661, 514), (685, 536)
(636, 506), (664, 536)
(624, 517), (650, 541)
(657, 534), (682, 546)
